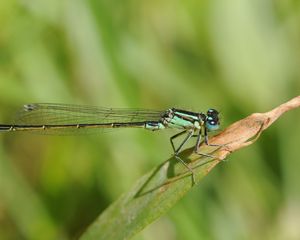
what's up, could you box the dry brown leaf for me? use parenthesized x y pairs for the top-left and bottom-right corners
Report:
(209, 95), (300, 160)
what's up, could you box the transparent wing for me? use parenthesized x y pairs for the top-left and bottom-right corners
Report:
(13, 103), (165, 135)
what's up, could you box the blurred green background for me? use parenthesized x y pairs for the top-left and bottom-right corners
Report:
(0, 0), (300, 239)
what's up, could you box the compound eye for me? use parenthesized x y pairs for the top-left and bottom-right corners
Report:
(206, 120), (220, 131)
(206, 116), (214, 122)
(205, 109), (220, 131)
(207, 108), (219, 116)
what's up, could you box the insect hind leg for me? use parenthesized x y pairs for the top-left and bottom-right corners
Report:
(170, 130), (196, 184)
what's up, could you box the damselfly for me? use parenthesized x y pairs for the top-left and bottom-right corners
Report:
(0, 103), (221, 183)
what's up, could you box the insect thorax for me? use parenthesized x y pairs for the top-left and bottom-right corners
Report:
(161, 108), (205, 130)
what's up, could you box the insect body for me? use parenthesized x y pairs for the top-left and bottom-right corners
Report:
(0, 104), (220, 183)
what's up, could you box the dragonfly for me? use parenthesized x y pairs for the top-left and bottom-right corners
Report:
(0, 103), (221, 183)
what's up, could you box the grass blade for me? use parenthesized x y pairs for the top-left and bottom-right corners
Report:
(80, 96), (300, 240)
